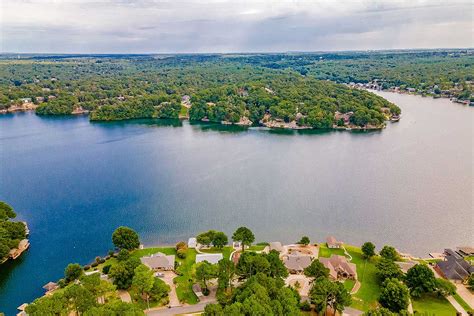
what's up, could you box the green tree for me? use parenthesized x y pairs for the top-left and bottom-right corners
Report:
(304, 259), (330, 279)
(132, 265), (155, 304)
(298, 236), (310, 246)
(212, 231), (228, 249)
(435, 278), (456, 297)
(109, 257), (141, 290)
(309, 276), (352, 316)
(379, 278), (410, 312)
(0, 242), (9, 259)
(25, 292), (68, 315)
(64, 263), (83, 283)
(84, 300), (144, 315)
(117, 249), (130, 261)
(64, 283), (97, 314)
(204, 303), (224, 315)
(217, 258), (235, 290)
(468, 274), (474, 290)
(195, 261), (217, 292)
(362, 242), (376, 259)
(405, 264), (437, 297)
(232, 226), (255, 252)
(376, 259), (403, 283)
(112, 226), (140, 250)
(197, 230), (216, 247)
(363, 307), (398, 316)
(236, 252), (270, 279)
(0, 201), (16, 221)
(149, 277), (170, 302)
(265, 250), (288, 279)
(380, 246), (400, 261)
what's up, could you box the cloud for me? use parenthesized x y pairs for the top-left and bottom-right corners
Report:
(1, 0), (472, 53)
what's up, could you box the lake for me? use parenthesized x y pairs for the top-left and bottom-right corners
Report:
(0, 91), (472, 313)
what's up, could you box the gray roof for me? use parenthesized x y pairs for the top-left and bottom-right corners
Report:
(140, 253), (175, 270)
(196, 253), (223, 264)
(437, 249), (473, 280)
(284, 255), (312, 271)
(269, 242), (283, 252)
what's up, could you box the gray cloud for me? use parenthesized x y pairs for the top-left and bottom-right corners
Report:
(1, 0), (472, 53)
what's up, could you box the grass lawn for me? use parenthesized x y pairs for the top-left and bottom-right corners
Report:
(131, 247), (176, 258)
(345, 246), (380, 311)
(412, 293), (457, 316)
(318, 244), (345, 258)
(247, 244), (267, 252)
(453, 293), (473, 313)
(200, 246), (233, 259)
(174, 249), (199, 304)
(344, 279), (356, 292)
(179, 105), (188, 118)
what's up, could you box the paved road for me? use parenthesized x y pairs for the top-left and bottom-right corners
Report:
(447, 295), (468, 316)
(146, 302), (210, 316)
(455, 283), (474, 309)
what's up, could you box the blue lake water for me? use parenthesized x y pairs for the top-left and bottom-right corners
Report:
(0, 91), (472, 314)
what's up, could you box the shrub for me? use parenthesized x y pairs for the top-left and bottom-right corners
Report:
(102, 264), (112, 274)
(177, 248), (187, 259)
(300, 300), (311, 311)
(84, 265), (91, 271)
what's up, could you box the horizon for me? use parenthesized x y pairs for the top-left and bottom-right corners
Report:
(2, 0), (472, 54)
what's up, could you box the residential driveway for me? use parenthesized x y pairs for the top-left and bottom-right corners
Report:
(285, 274), (311, 297)
(146, 302), (210, 316)
(454, 283), (474, 309)
(118, 290), (132, 303)
(161, 271), (181, 307)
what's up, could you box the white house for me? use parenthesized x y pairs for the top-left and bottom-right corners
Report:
(196, 253), (223, 264)
(188, 237), (197, 249)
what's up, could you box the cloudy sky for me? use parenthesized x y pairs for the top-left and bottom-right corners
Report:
(1, 0), (472, 53)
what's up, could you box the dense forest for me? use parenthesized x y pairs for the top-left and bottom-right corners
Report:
(0, 202), (27, 262)
(1, 49), (472, 129)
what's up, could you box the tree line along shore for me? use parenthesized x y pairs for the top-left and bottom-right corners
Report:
(17, 225), (474, 316)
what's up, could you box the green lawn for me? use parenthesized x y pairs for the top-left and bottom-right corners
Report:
(344, 279), (356, 292)
(453, 293), (473, 313)
(412, 293), (457, 316)
(174, 249), (199, 304)
(344, 245), (380, 311)
(179, 105), (188, 118)
(318, 244), (345, 258)
(247, 244), (267, 252)
(131, 247), (176, 258)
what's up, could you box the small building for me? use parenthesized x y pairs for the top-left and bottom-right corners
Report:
(35, 96), (44, 103)
(196, 253), (223, 264)
(334, 112), (353, 125)
(140, 253), (175, 271)
(320, 255), (357, 280)
(326, 236), (343, 249)
(268, 242), (283, 253)
(19, 98), (32, 104)
(192, 283), (203, 297)
(43, 281), (59, 294)
(435, 249), (474, 282)
(188, 237), (197, 249)
(283, 255), (312, 274)
(456, 246), (474, 257)
(9, 239), (30, 259)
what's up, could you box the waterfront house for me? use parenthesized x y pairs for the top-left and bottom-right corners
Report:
(9, 239), (30, 260)
(140, 253), (175, 271)
(20, 98), (32, 104)
(435, 249), (474, 282)
(192, 283), (203, 297)
(269, 242), (283, 252)
(326, 236), (343, 249)
(196, 253), (223, 264)
(283, 254), (312, 274)
(320, 255), (357, 280)
(188, 237), (197, 249)
(43, 281), (59, 294)
(456, 246), (474, 257)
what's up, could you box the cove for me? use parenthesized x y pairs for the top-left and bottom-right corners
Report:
(0, 91), (472, 314)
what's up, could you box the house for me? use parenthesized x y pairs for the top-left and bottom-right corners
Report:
(435, 249), (474, 282)
(334, 112), (353, 125)
(181, 95), (191, 107)
(268, 242), (283, 252)
(196, 253), (223, 264)
(326, 236), (343, 249)
(140, 253), (175, 271)
(36, 96), (44, 103)
(192, 283), (203, 297)
(320, 255), (357, 280)
(9, 239), (30, 259)
(283, 254), (312, 274)
(19, 98), (32, 104)
(456, 246), (474, 257)
(188, 237), (197, 249)
(43, 281), (59, 294)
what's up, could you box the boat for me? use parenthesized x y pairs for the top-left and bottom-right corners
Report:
(390, 115), (401, 122)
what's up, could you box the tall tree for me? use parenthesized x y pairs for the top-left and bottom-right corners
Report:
(376, 259), (403, 283)
(112, 226), (140, 250)
(309, 276), (352, 316)
(304, 259), (330, 279)
(212, 231), (228, 249)
(195, 261), (217, 292)
(379, 278), (410, 312)
(380, 246), (400, 261)
(132, 265), (155, 305)
(232, 227), (255, 252)
(362, 242), (376, 259)
(64, 263), (83, 283)
(405, 264), (437, 297)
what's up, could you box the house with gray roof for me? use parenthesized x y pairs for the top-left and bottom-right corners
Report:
(196, 253), (223, 264)
(435, 249), (474, 282)
(326, 236), (343, 249)
(283, 254), (312, 274)
(140, 253), (175, 271)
